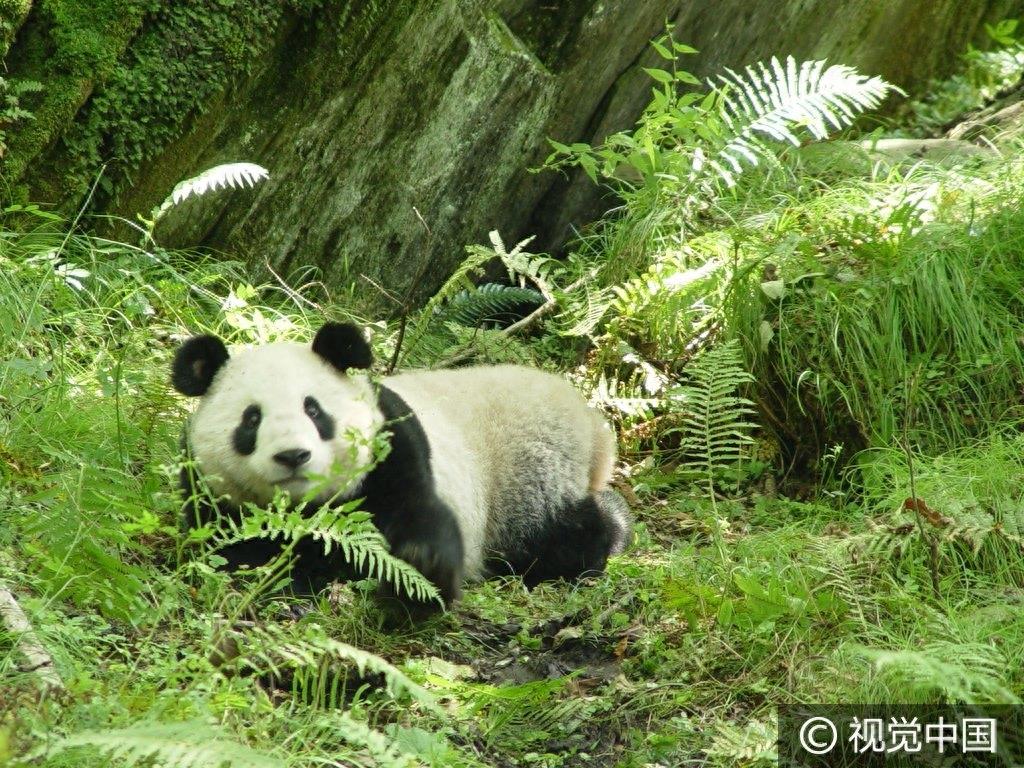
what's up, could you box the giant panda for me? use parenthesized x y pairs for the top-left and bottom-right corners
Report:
(172, 321), (630, 611)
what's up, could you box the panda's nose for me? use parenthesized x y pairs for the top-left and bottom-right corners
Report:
(273, 449), (311, 469)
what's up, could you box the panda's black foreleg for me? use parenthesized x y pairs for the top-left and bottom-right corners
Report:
(376, 498), (465, 619)
(489, 494), (623, 587)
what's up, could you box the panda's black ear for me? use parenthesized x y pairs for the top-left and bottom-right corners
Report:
(172, 335), (230, 396)
(312, 322), (373, 371)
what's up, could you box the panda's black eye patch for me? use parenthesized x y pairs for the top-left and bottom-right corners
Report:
(243, 405), (262, 427)
(233, 404), (261, 455)
(304, 396), (334, 440)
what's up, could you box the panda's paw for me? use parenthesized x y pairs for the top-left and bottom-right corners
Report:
(393, 537), (463, 609)
(376, 563), (459, 625)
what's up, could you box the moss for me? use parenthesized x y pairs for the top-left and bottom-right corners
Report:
(0, 0), (32, 58)
(1, 0), (150, 197)
(54, 0), (290, 207)
(1, 76), (81, 191)
(503, 0), (596, 72)
(335, 0), (418, 84)
(484, 10), (548, 74)
(2, 0), (321, 208)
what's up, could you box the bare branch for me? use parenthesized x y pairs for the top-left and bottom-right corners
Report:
(0, 582), (63, 692)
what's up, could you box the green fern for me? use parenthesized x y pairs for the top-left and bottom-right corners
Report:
(214, 498), (440, 605)
(591, 366), (661, 423)
(667, 341), (758, 489)
(559, 283), (614, 337)
(0, 77), (42, 156)
(300, 712), (423, 768)
(456, 677), (594, 752)
(444, 283), (544, 327)
(31, 721), (283, 768)
(230, 622), (438, 710)
(608, 236), (729, 358)
(703, 57), (895, 187)
(546, 45), (897, 352)
(23, 463), (152, 623)
(422, 322), (539, 367)
(397, 242), (497, 365)
(546, 43), (896, 197)
(705, 717), (777, 766)
(854, 434), (1024, 584)
(400, 231), (559, 365)
(484, 230), (563, 289)
(423, 241), (503, 315)
(859, 641), (1018, 704)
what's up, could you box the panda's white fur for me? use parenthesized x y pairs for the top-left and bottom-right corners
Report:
(175, 323), (630, 607)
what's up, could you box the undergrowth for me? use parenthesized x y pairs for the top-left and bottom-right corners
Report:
(539, 34), (1024, 472)
(5, 35), (1024, 768)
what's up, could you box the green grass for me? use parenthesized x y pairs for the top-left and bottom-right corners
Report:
(4, 229), (1024, 763)
(733, 155), (1024, 458)
(8, 89), (1024, 768)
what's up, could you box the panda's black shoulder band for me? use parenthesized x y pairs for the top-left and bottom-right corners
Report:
(312, 322), (372, 371)
(172, 335), (229, 396)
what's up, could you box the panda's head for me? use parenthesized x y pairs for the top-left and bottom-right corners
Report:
(172, 322), (382, 506)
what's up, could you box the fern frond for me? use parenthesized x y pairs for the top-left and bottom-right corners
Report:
(807, 538), (872, 620)
(592, 372), (660, 421)
(489, 230), (563, 289)
(705, 717), (778, 764)
(487, 229), (537, 263)
(424, 248), (494, 316)
(443, 283), (544, 327)
(401, 230), (562, 365)
(484, 697), (592, 749)
(1, 77), (44, 97)
(150, 162), (269, 223)
(668, 341), (758, 488)
(169, 163), (269, 206)
(559, 285), (614, 337)
(705, 57), (896, 187)
(456, 677), (594, 751)
(216, 501), (440, 605)
(232, 623), (438, 710)
(399, 244), (496, 363)
(301, 712), (422, 768)
(34, 721), (283, 768)
(860, 643), (1018, 703)
(847, 524), (902, 559)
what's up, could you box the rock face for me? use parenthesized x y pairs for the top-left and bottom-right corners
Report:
(114, 0), (693, 309)
(9, 0), (1024, 308)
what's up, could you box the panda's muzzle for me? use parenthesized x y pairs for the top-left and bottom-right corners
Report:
(273, 448), (312, 470)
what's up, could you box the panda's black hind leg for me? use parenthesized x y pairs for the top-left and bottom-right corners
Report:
(490, 492), (627, 588)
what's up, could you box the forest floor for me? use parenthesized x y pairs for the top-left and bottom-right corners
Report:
(6, 402), (1022, 768)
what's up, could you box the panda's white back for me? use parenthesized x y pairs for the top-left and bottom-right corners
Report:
(383, 364), (613, 580)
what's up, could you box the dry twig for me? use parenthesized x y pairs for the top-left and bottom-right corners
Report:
(0, 580), (63, 692)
